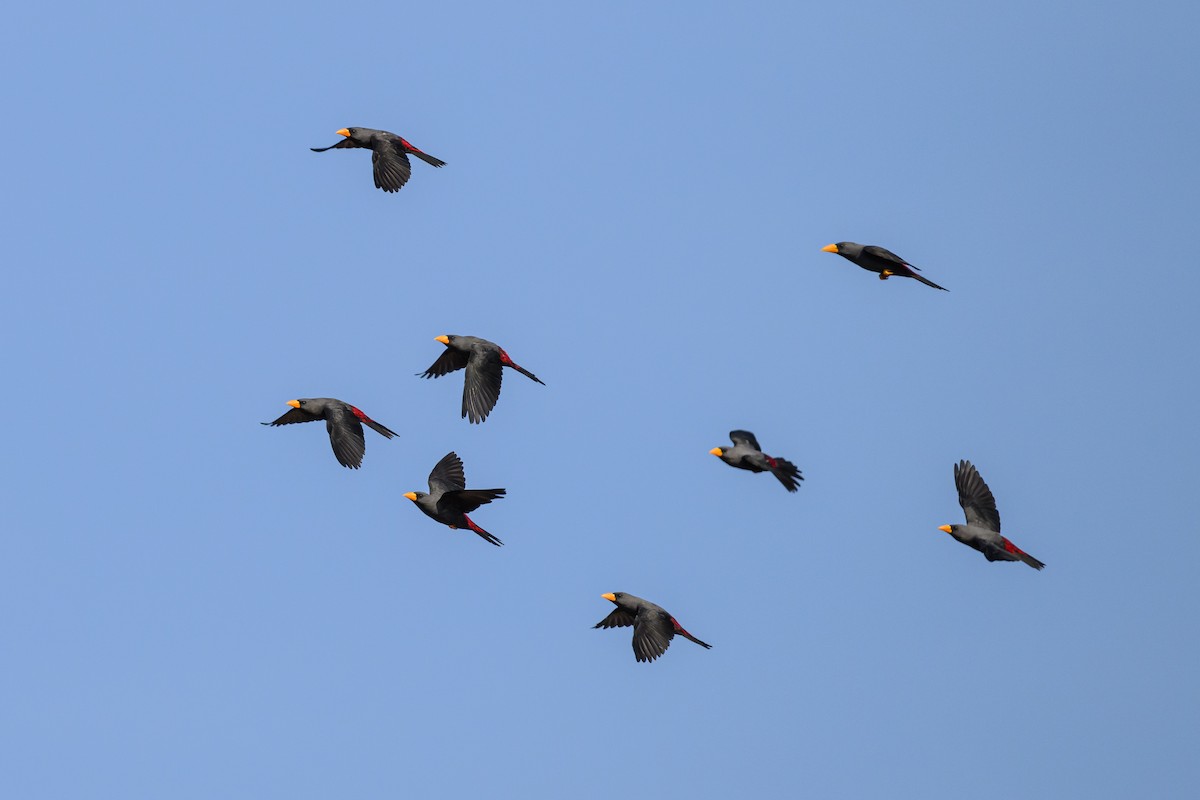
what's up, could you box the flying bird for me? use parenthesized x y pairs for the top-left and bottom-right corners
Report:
(262, 398), (397, 469)
(710, 430), (803, 492)
(403, 451), (506, 546)
(419, 335), (545, 424)
(938, 460), (1045, 569)
(820, 242), (948, 291)
(594, 593), (712, 663)
(311, 127), (445, 192)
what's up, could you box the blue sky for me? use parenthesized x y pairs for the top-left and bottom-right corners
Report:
(3, 1), (1198, 797)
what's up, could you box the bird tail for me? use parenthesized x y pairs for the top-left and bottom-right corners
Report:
(512, 364), (546, 385)
(1018, 551), (1045, 570)
(912, 273), (949, 291)
(769, 458), (803, 493)
(462, 514), (503, 547)
(671, 618), (713, 650)
(350, 407), (399, 439)
(1002, 537), (1045, 570)
(410, 150), (446, 168)
(363, 418), (399, 439)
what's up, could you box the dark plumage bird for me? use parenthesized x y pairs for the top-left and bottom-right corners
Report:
(594, 593), (712, 663)
(821, 241), (948, 291)
(939, 460), (1045, 570)
(311, 127), (445, 192)
(710, 430), (803, 492)
(262, 398), (397, 469)
(419, 335), (545, 424)
(403, 451), (505, 546)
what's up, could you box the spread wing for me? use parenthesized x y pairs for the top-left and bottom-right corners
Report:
(462, 347), (503, 424)
(442, 488), (506, 514)
(632, 609), (674, 663)
(955, 460), (1001, 532)
(325, 412), (366, 469)
(372, 144), (413, 192)
(428, 451), (467, 493)
(310, 138), (363, 152)
(262, 407), (316, 426)
(420, 347), (470, 379)
(729, 430), (762, 451)
(593, 608), (635, 629)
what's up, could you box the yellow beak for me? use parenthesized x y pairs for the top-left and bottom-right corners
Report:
(404, 492), (418, 501)
(938, 525), (953, 534)
(821, 243), (839, 254)
(600, 593), (617, 602)
(434, 335), (450, 345)
(336, 128), (351, 137)
(709, 447), (723, 457)
(287, 399), (301, 409)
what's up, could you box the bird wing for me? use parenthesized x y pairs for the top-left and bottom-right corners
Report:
(632, 609), (675, 663)
(442, 488), (506, 514)
(310, 139), (364, 152)
(420, 347), (470, 379)
(325, 410), (366, 469)
(462, 347), (503, 424)
(955, 460), (1001, 532)
(372, 144), (413, 192)
(729, 430), (762, 451)
(862, 245), (915, 269)
(262, 407), (316, 426)
(593, 608), (636, 629)
(428, 451), (467, 493)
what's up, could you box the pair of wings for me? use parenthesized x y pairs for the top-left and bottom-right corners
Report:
(267, 404), (368, 469)
(426, 451), (504, 512)
(312, 136), (414, 192)
(595, 606), (675, 663)
(955, 459), (1002, 532)
(422, 347), (504, 424)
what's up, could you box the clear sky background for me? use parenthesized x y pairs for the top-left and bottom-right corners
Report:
(3, 1), (1198, 797)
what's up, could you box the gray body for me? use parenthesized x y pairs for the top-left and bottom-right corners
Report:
(712, 430), (803, 492)
(262, 397), (397, 469)
(311, 126), (445, 192)
(594, 592), (712, 663)
(943, 460), (1044, 569)
(421, 334), (544, 424)
(406, 451), (505, 546)
(826, 241), (948, 291)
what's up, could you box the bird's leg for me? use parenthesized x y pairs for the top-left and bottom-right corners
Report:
(879, 270), (894, 280)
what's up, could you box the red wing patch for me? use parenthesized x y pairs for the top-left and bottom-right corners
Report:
(498, 349), (513, 366)
(350, 406), (368, 421)
(1002, 537), (1024, 555)
(400, 138), (420, 152)
(766, 456), (779, 469)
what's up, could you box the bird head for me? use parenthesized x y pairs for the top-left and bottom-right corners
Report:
(404, 492), (426, 502)
(601, 592), (624, 605)
(938, 524), (956, 535)
(288, 398), (323, 413)
(435, 335), (454, 347)
(336, 127), (361, 142)
(709, 447), (725, 458)
(823, 241), (862, 259)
